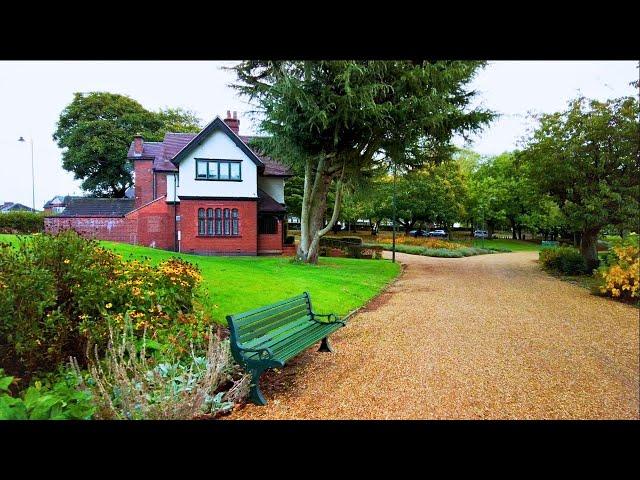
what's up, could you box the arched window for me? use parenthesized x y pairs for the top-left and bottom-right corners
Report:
(206, 208), (214, 235)
(223, 208), (231, 235)
(197, 208), (205, 235)
(215, 208), (222, 235)
(232, 208), (239, 235)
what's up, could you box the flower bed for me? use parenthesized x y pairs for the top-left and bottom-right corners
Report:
(596, 236), (639, 300)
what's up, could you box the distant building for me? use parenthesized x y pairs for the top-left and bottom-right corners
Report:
(0, 202), (35, 213)
(43, 195), (81, 214)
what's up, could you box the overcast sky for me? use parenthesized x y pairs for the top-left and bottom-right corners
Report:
(0, 60), (637, 209)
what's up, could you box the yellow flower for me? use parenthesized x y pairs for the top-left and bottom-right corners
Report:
(105, 303), (112, 309)
(63, 259), (70, 264)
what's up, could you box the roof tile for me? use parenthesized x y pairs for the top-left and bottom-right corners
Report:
(126, 132), (292, 176)
(257, 189), (286, 213)
(58, 198), (135, 217)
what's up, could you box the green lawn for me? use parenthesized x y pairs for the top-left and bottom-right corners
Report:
(470, 238), (542, 252)
(1, 234), (401, 324)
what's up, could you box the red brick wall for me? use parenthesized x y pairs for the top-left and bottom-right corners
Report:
(155, 172), (168, 198)
(282, 244), (297, 256)
(44, 197), (175, 250)
(178, 199), (257, 255)
(45, 216), (135, 243)
(125, 197), (175, 250)
(134, 159), (154, 208)
(258, 218), (283, 254)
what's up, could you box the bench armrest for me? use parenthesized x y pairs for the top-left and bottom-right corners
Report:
(237, 345), (274, 360)
(312, 313), (346, 326)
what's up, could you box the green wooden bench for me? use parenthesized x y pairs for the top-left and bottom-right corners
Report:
(227, 292), (345, 405)
(541, 240), (560, 248)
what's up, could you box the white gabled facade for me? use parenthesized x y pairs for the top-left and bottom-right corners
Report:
(175, 129), (259, 200)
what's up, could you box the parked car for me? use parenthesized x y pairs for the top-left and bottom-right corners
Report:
(409, 229), (427, 237)
(427, 229), (448, 238)
(473, 230), (489, 238)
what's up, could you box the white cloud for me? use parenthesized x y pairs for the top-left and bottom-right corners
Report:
(454, 60), (638, 155)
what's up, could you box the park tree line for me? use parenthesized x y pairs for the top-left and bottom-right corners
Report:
(284, 85), (639, 270)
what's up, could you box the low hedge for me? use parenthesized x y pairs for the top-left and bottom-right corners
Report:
(0, 211), (44, 233)
(320, 236), (363, 248)
(379, 243), (497, 258)
(319, 240), (382, 259)
(346, 243), (383, 259)
(539, 247), (588, 275)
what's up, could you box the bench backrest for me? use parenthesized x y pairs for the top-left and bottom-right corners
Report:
(227, 292), (313, 346)
(541, 240), (560, 248)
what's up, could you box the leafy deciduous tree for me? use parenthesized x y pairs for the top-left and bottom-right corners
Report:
(520, 93), (639, 269)
(54, 93), (201, 198)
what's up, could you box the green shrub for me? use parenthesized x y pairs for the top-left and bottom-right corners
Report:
(595, 242), (639, 300)
(539, 247), (588, 275)
(320, 236), (363, 248)
(0, 231), (206, 379)
(0, 211), (44, 233)
(344, 244), (383, 259)
(600, 233), (639, 267)
(0, 368), (95, 420)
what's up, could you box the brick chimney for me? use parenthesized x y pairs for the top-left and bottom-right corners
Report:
(224, 110), (240, 134)
(133, 133), (144, 156)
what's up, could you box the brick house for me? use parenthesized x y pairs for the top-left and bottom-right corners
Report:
(45, 112), (293, 255)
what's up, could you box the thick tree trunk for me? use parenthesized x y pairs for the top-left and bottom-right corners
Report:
(297, 157), (345, 264)
(580, 228), (600, 271)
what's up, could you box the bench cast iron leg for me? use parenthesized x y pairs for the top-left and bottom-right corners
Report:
(249, 368), (267, 406)
(318, 337), (334, 353)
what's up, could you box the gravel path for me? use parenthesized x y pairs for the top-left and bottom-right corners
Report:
(230, 252), (639, 419)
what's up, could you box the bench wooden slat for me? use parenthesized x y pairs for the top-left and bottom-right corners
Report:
(275, 324), (341, 361)
(235, 301), (309, 330)
(237, 306), (312, 342)
(234, 301), (310, 335)
(233, 294), (308, 323)
(263, 320), (328, 354)
(243, 316), (313, 349)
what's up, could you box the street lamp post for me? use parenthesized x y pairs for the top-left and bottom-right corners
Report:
(481, 206), (485, 249)
(392, 158), (397, 264)
(18, 137), (35, 212)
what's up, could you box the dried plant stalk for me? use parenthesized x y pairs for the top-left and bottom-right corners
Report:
(73, 324), (249, 420)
